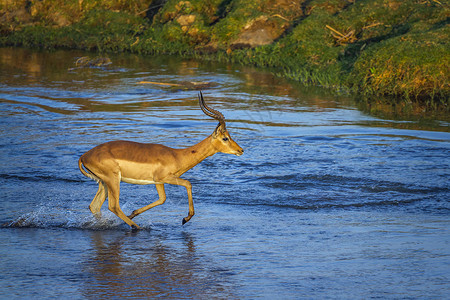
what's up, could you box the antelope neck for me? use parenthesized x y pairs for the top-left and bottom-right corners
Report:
(175, 135), (217, 174)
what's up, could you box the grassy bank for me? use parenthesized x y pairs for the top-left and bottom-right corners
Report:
(1, 0), (448, 111)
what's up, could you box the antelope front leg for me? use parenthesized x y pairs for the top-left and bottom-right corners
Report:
(164, 177), (194, 225)
(183, 181), (194, 225)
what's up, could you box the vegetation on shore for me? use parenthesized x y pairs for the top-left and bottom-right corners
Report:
(1, 0), (448, 111)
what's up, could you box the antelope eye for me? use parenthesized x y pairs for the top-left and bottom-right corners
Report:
(222, 137), (229, 141)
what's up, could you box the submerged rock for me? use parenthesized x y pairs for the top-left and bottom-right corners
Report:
(74, 57), (112, 68)
(138, 80), (218, 90)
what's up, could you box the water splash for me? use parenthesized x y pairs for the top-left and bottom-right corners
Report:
(3, 205), (147, 230)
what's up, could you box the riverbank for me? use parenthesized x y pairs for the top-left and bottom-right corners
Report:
(1, 0), (448, 112)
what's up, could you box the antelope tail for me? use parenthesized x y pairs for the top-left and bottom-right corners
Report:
(78, 157), (101, 183)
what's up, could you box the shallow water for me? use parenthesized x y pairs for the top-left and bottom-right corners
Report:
(0, 47), (449, 299)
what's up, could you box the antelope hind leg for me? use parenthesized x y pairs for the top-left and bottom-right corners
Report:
(89, 181), (108, 215)
(105, 178), (140, 229)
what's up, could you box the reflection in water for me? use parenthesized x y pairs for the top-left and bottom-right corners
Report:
(0, 47), (346, 114)
(0, 48), (43, 83)
(1, 47), (447, 131)
(355, 98), (450, 131)
(83, 230), (236, 299)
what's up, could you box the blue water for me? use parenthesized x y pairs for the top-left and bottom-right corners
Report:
(0, 47), (449, 299)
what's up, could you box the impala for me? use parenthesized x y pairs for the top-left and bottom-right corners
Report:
(78, 92), (243, 229)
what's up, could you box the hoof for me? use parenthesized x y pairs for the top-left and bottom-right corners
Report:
(182, 218), (187, 225)
(131, 225), (140, 231)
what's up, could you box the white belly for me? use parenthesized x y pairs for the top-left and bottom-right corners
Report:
(121, 176), (160, 185)
(117, 160), (162, 185)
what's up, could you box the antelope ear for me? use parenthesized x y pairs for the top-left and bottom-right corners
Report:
(213, 122), (226, 137)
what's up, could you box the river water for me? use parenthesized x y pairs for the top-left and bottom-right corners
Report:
(0, 47), (449, 299)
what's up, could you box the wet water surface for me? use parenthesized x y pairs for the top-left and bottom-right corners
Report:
(0, 47), (449, 299)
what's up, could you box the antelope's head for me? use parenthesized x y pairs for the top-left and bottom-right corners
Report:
(199, 92), (244, 156)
